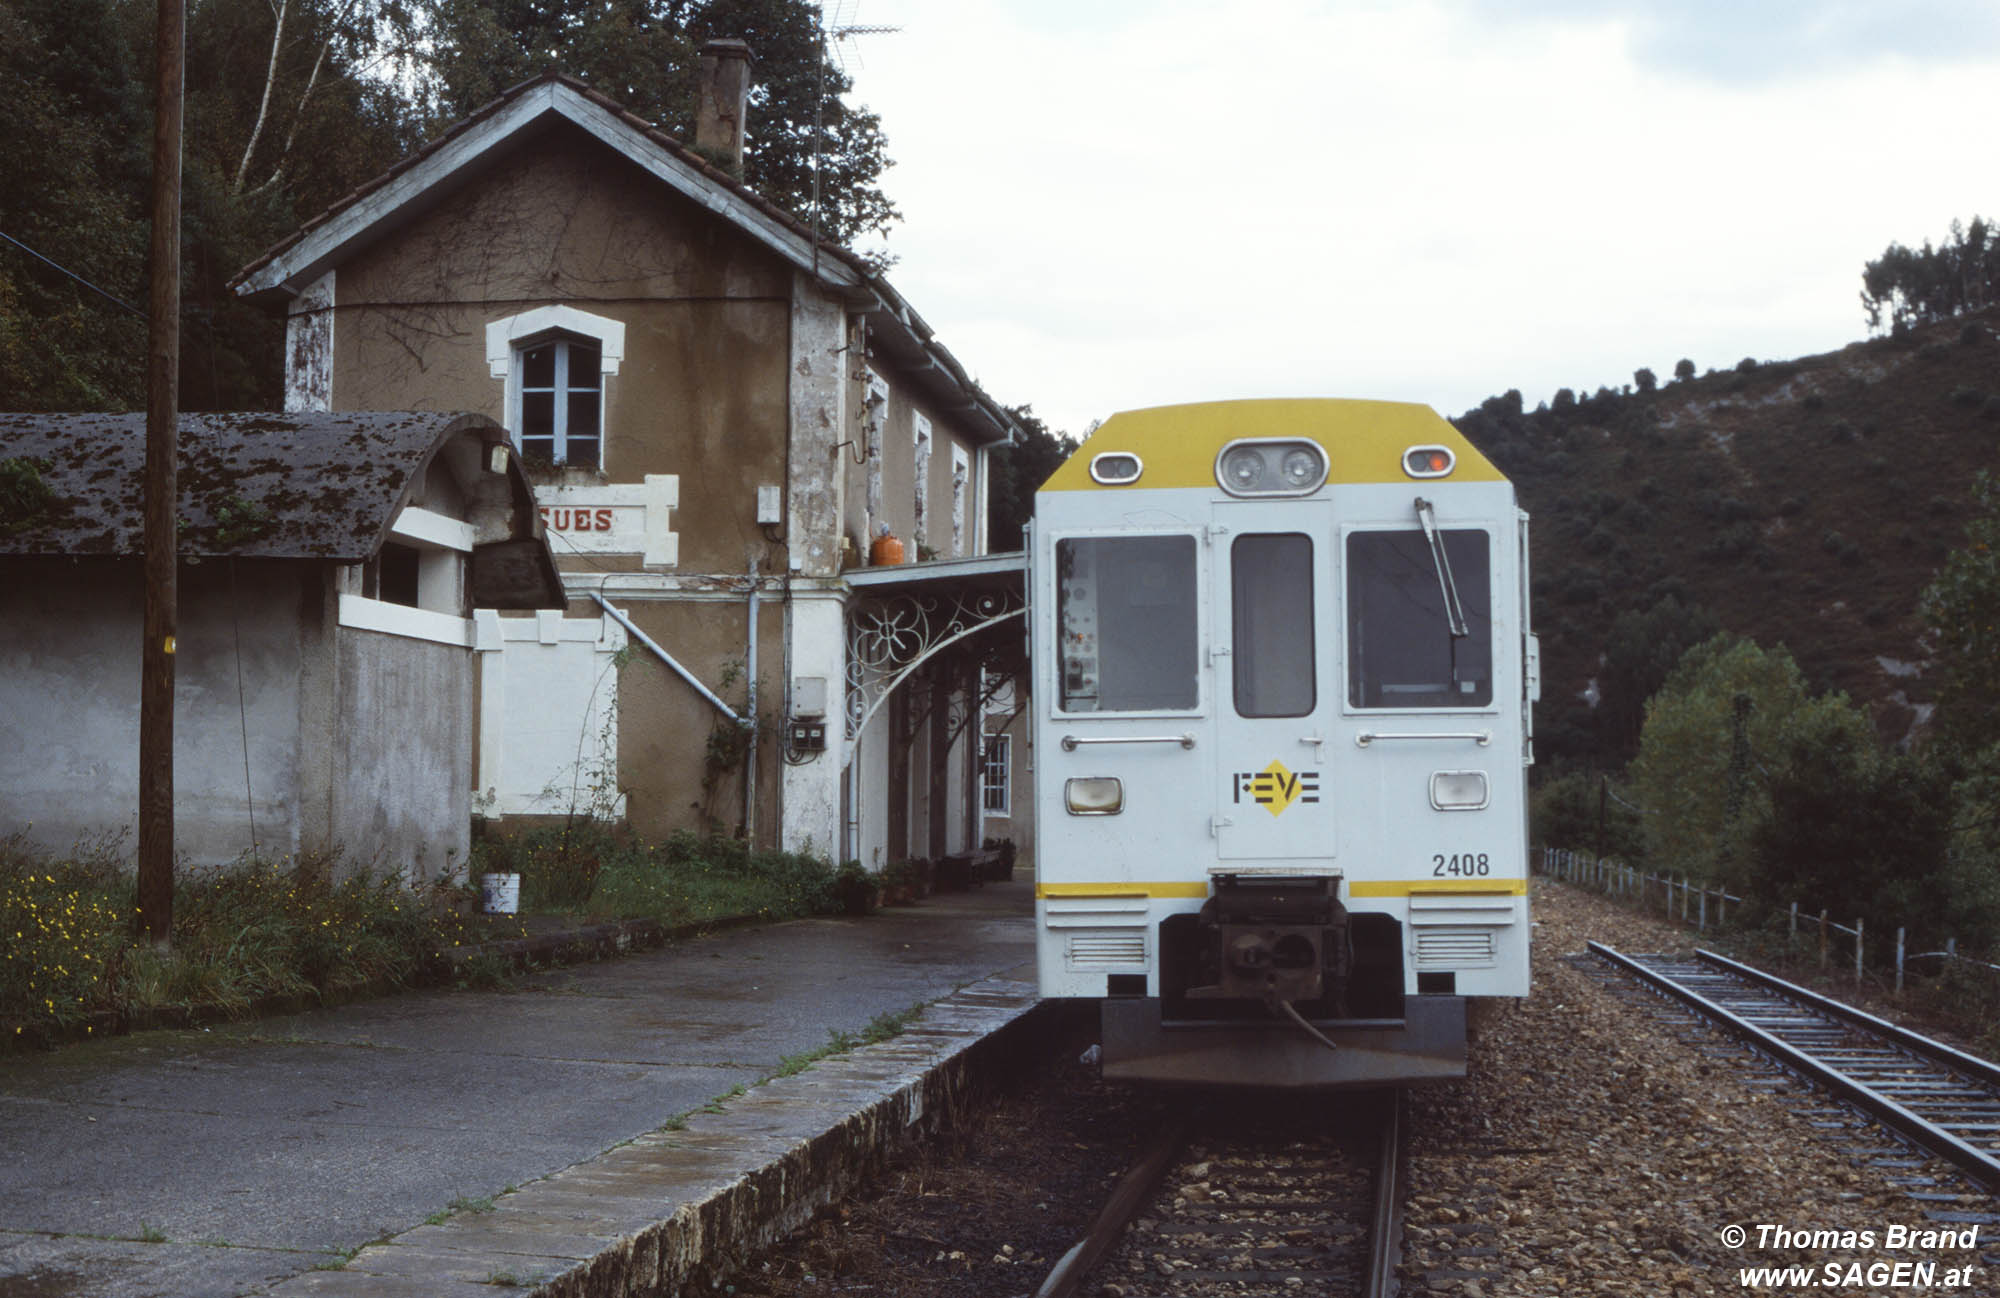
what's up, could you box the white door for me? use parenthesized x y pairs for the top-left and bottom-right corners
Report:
(1212, 501), (1336, 863)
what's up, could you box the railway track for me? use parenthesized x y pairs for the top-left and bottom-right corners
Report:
(1035, 1090), (1406, 1298)
(1591, 942), (2000, 1207)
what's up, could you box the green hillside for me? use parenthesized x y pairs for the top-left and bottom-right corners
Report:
(1452, 308), (2000, 772)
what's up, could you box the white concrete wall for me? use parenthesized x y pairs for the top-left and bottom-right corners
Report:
(474, 610), (628, 818)
(781, 588), (846, 859)
(0, 560), (308, 864)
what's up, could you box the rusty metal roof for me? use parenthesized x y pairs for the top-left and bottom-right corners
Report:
(0, 410), (501, 561)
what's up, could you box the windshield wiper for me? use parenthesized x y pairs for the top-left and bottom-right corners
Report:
(1414, 497), (1469, 639)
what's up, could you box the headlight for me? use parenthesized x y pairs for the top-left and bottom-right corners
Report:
(1430, 771), (1489, 810)
(1220, 446), (1266, 491)
(1065, 777), (1124, 815)
(1214, 439), (1327, 496)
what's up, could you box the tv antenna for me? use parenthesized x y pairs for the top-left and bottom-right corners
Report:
(811, 3), (899, 272)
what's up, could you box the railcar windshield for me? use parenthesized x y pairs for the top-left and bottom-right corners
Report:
(1055, 535), (1199, 712)
(1347, 529), (1492, 708)
(1232, 533), (1315, 718)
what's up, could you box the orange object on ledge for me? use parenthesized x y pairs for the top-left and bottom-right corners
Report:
(870, 531), (905, 566)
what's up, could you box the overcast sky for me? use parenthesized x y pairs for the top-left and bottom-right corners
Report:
(828, 0), (2000, 437)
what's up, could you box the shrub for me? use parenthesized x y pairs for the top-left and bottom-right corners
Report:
(1530, 772), (1643, 859)
(1950, 386), (1986, 409)
(1737, 356), (1759, 372)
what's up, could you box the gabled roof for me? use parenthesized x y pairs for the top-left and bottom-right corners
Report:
(231, 73), (1022, 447)
(0, 410), (552, 584)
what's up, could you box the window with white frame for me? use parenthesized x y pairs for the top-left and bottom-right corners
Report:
(981, 733), (1011, 816)
(865, 369), (887, 529)
(913, 411), (932, 552)
(486, 305), (624, 471)
(950, 443), (970, 558)
(517, 336), (601, 467)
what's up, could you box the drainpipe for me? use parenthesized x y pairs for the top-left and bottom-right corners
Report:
(744, 559), (760, 845)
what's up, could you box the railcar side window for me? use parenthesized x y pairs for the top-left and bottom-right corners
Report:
(1347, 529), (1492, 708)
(1056, 535), (1198, 712)
(1232, 533), (1315, 718)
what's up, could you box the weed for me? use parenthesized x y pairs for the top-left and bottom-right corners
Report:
(314, 1244), (361, 1271)
(137, 1223), (166, 1244)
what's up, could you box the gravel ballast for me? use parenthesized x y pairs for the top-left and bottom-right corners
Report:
(727, 881), (1997, 1296)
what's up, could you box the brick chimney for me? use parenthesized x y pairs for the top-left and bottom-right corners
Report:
(694, 39), (753, 176)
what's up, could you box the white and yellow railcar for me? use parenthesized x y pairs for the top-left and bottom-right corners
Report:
(1030, 399), (1536, 1087)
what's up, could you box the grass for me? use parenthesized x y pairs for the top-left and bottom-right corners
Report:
(476, 824), (840, 928)
(0, 831), (525, 1040)
(3, 827), (848, 1043)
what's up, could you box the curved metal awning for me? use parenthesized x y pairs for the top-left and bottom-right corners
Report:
(843, 553), (1026, 754)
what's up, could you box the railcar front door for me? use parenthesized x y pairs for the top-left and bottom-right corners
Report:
(1211, 501), (1336, 865)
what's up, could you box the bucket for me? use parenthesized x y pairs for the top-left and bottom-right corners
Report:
(481, 872), (521, 915)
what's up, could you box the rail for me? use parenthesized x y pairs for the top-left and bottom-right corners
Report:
(1590, 941), (2000, 1193)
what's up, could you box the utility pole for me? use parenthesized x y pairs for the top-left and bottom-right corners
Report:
(139, 0), (185, 945)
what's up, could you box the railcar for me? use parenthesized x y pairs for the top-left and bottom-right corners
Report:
(1030, 399), (1535, 1087)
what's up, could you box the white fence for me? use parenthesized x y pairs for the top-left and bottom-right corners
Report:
(1535, 846), (2000, 993)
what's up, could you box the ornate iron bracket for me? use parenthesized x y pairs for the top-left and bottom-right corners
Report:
(845, 586), (1025, 755)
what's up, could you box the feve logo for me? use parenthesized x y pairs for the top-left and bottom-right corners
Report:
(1231, 761), (1321, 818)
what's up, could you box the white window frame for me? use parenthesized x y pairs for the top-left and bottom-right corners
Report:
(913, 411), (933, 552)
(950, 443), (970, 558)
(981, 732), (1011, 817)
(486, 306), (625, 469)
(864, 369), (888, 533)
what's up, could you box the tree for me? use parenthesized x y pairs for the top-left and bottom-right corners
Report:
(1746, 734), (1985, 950)
(391, 0), (900, 246)
(1860, 216), (2000, 334)
(985, 405), (1078, 551)
(0, 0), (149, 409)
(1628, 634), (1873, 885)
(1597, 595), (1719, 760)
(1633, 367), (1656, 394)
(1920, 470), (2000, 754)
(1673, 358), (1696, 383)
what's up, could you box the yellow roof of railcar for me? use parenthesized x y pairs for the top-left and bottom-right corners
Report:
(1039, 398), (1504, 492)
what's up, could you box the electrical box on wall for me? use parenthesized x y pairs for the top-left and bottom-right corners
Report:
(792, 676), (828, 717)
(786, 718), (827, 752)
(756, 484), (783, 525)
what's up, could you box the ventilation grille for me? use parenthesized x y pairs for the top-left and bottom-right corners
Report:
(1067, 930), (1149, 972)
(1413, 928), (1497, 970)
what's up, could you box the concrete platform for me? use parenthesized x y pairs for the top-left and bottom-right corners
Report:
(0, 879), (1038, 1297)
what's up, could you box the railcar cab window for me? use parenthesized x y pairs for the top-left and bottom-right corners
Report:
(1232, 533), (1315, 717)
(1056, 535), (1198, 712)
(517, 336), (602, 468)
(1346, 529), (1492, 708)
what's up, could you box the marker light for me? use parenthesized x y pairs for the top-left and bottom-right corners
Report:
(1215, 439), (1328, 497)
(1089, 452), (1144, 485)
(1404, 445), (1456, 478)
(1430, 770), (1490, 811)
(1065, 777), (1125, 815)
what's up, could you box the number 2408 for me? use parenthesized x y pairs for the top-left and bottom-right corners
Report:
(1431, 853), (1491, 877)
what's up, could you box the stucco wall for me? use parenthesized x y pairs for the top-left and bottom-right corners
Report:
(603, 594), (783, 844)
(0, 559), (307, 865)
(330, 123), (793, 577)
(330, 627), (474, 880)
(844, 382), (987, 567)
